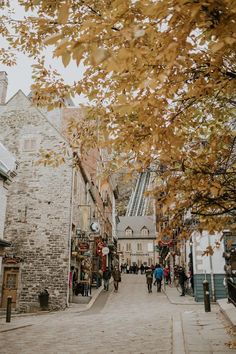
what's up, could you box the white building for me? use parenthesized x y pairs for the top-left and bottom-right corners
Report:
(184, 231), (227, 302)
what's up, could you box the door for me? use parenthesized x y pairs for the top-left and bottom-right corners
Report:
(1, 267), (19, 308)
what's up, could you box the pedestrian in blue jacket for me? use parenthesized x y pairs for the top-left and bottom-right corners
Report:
(154, 264), (164, 292)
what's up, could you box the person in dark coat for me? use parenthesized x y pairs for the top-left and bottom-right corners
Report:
(178, 266), (188, 296)
(145, 267), (153, 293)
(112, 266), (121, 292)
(103, 267), (111, 291)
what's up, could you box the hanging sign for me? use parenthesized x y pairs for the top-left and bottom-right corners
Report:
(102, 247), (109, 255)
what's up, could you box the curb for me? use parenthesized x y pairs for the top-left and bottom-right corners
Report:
(77, 286), (104, 312)
(217, 299), (236, 330)
(163, 290), (202, 306)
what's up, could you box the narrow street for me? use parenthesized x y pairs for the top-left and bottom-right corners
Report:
(0, 274), (235, 354)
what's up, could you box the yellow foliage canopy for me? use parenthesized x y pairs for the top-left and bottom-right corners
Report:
(0, 0), (236, 234)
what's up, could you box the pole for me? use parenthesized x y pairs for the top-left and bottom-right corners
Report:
(6, 296), (12, 323)
(207, 234), (216, 302)
(153, 240), (155, 265)
(203, 280), (211, 312)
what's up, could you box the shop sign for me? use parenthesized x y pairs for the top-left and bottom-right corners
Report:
(102, 247), (109, 255)
(159, 235), (173, 246)
(130, 253), (149, 256)
(78, 242), (89, 252)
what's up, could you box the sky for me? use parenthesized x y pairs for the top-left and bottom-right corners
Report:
(0, 54), (86, 105)
(0, 1), (86, 105)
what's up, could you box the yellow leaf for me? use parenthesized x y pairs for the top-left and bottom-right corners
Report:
(90, 48), (109, 65)
(62, 51), (71, 67)
(211, 41), (225, 53)
(58, 3), (69, 24)
(224, 37), (236, 46)
(44, 33), (63, 45)
(72, 46), (84, 66)
(210, 186), (219, 196)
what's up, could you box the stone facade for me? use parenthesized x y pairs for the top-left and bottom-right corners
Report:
(0, 90), (73, 311)
(0, 73), (119, 311)
(117, 216), (157, 267)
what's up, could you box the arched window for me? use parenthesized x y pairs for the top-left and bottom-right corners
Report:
(141, 227), (149, 236)
(125, 227), (133, 237)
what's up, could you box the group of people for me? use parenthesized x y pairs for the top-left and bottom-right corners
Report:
(90, 263), (190, 296)
(102, 266), (121, 292)
(145, 264), (189, 295)
(120, 263), (142, 274)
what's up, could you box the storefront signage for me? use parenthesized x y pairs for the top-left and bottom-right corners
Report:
(130, 253), (149, 256)
(102, 247), (109, 255)
(78, 242), (89, 252)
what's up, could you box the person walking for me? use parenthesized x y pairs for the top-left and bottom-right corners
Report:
(112, 266), (121, 292)
(140, 264), (145, 274)
(153, 264), (164, 292)
(103, 267), (111, 291)
(145, 267), (153, 293)
(178, 266), (188, 296)
(164, 265), (170, 285)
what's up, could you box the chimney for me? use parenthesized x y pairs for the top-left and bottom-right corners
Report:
(0, 71), (8, 104)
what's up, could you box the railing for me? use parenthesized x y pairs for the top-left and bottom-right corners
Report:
(126, 172), (150, 216)
(227, 279), (236, 307)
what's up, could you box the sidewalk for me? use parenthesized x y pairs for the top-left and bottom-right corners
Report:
(0, 285), (104, 333)
(164, 284), (199, 305)
(164, 283), (236, 329)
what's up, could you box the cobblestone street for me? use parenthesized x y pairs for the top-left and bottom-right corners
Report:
(0, 274), (235, 354)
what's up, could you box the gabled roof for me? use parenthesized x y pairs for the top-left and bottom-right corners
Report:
(117, 216), (156, 238)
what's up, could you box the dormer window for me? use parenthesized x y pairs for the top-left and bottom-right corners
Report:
(125, 227), (133, 237)
(141, 227), (149, 236)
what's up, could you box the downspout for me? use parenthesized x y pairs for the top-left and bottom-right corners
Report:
(208, 233), (216, 302)
(66, 165), (74, 307)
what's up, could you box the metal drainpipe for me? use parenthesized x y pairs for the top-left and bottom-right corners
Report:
(66, 166), (74, 307)
(208, 233), (216, 302)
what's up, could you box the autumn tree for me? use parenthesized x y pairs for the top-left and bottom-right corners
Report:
(0, 0), (236, 234)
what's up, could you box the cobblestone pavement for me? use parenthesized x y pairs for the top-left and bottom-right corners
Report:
(0, 274), (235, 354)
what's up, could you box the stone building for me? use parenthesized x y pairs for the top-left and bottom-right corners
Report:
(117, 216), (157, 267)
(0, 72), (118, 312)
(0, 142), (17, 262)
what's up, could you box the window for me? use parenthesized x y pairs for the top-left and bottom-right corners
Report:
(23, 138), (37, 151)
(141, 227), (149, 236)
(118, 243), (121, 252)
(126, 243), (131, 252)
(125, 227), (133, 237)
(74, 172), (78, 194)
(137, 243), (142, 251)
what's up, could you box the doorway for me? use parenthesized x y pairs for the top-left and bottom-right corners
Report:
(1, 267), (19, 308)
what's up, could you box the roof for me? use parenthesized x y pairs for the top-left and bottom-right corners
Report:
(117, 216), (156, 238)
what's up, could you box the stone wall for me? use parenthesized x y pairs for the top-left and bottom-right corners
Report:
(0, 180), (7, 240)
(0, 92), (72, 311)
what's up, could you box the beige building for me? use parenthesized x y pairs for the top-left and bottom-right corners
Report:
(117, 216), (158, 267)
